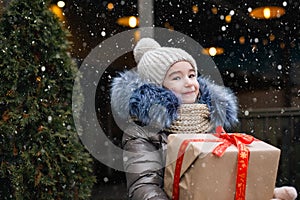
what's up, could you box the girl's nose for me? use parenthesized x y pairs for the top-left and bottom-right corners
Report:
(184, 77), (193, 86)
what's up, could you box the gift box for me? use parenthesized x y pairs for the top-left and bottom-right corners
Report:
(164, 132), (281, 200)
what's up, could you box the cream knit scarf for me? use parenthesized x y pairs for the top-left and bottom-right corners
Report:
(166, 104), (212, 134)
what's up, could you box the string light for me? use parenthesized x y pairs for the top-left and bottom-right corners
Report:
(164, 22), (174, 30)
(202, 47), (224, 56)
(192, 5), (199, 14)
(269, 34), (276, 41)
(211, 7), (218, 15)
(49, 4), (64, 21)
(128, 16), (138, 28)
(225, 15), (232, 23)
(239, 36), (245, 44)
(107, 3), (114, 11)
(209, 47), (217, 56)
(117, 16), (138, 28)
(249, 6), (285, 19)
(263, 7), (271, 19)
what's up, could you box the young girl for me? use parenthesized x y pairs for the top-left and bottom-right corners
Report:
(110, 38), (297, 200)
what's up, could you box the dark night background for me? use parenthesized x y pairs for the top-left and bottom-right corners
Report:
(58, 0), (300, 199)
(2, 0), (299, 199)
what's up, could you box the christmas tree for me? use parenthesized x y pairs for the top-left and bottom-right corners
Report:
(0, 0), (96, 199)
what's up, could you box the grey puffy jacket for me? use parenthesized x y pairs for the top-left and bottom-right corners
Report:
(122, 125), (169, 199)
(110, 69), (238, 200)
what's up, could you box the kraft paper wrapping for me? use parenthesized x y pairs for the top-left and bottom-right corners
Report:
(164, 134), (281, 200)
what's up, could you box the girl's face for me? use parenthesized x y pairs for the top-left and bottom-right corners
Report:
(163, 61), (199, 104)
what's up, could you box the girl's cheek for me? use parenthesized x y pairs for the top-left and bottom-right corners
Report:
(170, 88), (180, 96)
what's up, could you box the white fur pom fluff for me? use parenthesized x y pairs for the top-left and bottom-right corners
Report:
(273, 186), (298, 200)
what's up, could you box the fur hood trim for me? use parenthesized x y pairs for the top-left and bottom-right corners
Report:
(110, 69), (238, 130)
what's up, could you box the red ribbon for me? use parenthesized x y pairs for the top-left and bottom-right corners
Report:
(172, 126), (255, 200)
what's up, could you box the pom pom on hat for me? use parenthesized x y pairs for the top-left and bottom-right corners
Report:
(133, 38), (161, 63)
(133, 38), (197, 86)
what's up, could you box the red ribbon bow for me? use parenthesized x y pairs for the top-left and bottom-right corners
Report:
(172, 126), (255, 200)
(214, 126), (255, 200)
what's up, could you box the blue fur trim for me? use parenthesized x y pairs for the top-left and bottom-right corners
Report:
(129, 84), (179, 128)
(197, 76), (239, 130)
(110, 70), (144, 120)
(110, 70), (239, 131)
(198, 77), (212, 108)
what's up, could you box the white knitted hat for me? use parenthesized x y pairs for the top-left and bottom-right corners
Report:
(133, 38), (197, 85)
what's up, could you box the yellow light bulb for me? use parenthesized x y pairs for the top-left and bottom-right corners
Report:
(209, 47), (217, 56)
(129, 16), (137, 28)
(263, 7), (271, 19)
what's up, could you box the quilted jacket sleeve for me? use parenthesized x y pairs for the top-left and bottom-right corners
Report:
(122, 125), (169, 200)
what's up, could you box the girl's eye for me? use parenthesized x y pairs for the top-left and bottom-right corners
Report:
(189, 74), (196, 78)
(172, 76), (181, 80)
